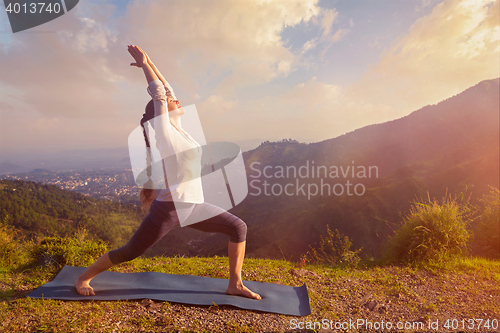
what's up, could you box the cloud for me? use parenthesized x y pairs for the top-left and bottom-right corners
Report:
(416, 0), (433, 12)
(0, 0), (332, 154)
(301, 8), (347, 54)
(0, 0), (136, 155)
(302, 38), (319, 53)
(122, 0), (322, 95)
(202, 77), (345, 143)
(0, 1), (123, 120)
(224, 0), (500, 143)
(345, 0), (500, 121)
(1, 0), (497, 156)
(282, 77), (341, 107)
(197, 95), (238, 116)
(320, 8), (339, 40)
(58, 17), (117, 53)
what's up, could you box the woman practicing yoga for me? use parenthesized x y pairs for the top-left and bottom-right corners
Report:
(74, 45), (261, 300)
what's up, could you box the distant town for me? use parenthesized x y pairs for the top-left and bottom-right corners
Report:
(1, 168), (142, 204)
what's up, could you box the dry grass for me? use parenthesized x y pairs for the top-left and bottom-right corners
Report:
(1, 256), (499, 332)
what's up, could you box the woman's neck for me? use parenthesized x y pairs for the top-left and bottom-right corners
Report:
(168, 108), (184, 130)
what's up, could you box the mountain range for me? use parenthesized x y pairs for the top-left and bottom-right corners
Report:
(1, 78), (498, 261)
(200, 78), (499, 260)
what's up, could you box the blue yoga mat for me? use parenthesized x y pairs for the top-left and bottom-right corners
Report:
(27, 265), (311, 316)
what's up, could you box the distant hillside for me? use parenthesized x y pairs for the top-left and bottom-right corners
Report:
(0, 162), (29, 175)
(196, 78), (499, 260)
(0, 179), (144, 248)
(0, 179), (225, 258)
(0, 148), (131, 174)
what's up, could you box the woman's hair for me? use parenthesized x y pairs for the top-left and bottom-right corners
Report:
(139, 99), (157, 210)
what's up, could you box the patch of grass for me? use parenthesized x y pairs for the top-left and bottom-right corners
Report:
(1, 257), (499, 332)
(0, 218), (30, 270)
(31, 228), (108, 268)
(426, 256), (500, 281)
(227, 321), (255, 333)
(303, 225), (361, 267)
(0, 227), (499, 333)
(155, 315), (174, 327)
(130, 314), (155, 330)
(471, 187), (500, 259)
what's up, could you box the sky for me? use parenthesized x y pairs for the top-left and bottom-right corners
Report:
(0, 0), (499, 163)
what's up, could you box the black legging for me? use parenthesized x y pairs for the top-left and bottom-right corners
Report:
(108, 200), (247, 265)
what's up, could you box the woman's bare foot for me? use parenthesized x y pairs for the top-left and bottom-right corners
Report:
(226, 282), (261, 300)
(74, 279), (95, 296)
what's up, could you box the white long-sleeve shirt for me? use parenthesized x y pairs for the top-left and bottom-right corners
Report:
(146, 79), (204, 203)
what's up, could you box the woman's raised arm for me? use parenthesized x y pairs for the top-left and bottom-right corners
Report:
(148, 59), (168, 87)
(129, 45), (177, 100)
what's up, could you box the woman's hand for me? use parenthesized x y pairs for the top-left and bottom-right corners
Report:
(127, 44), (172, 95)
(128, 45), (149, 68)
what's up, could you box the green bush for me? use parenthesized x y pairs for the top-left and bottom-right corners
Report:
(386, 193), (472, 264)
(0, 216), (27, 270)
(32, 229), (108, 267)
(471, 187), (499, 259)
(303, 225), (361, 267)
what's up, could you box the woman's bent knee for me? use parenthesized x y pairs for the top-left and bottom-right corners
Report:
(231, 218), (247, 243)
